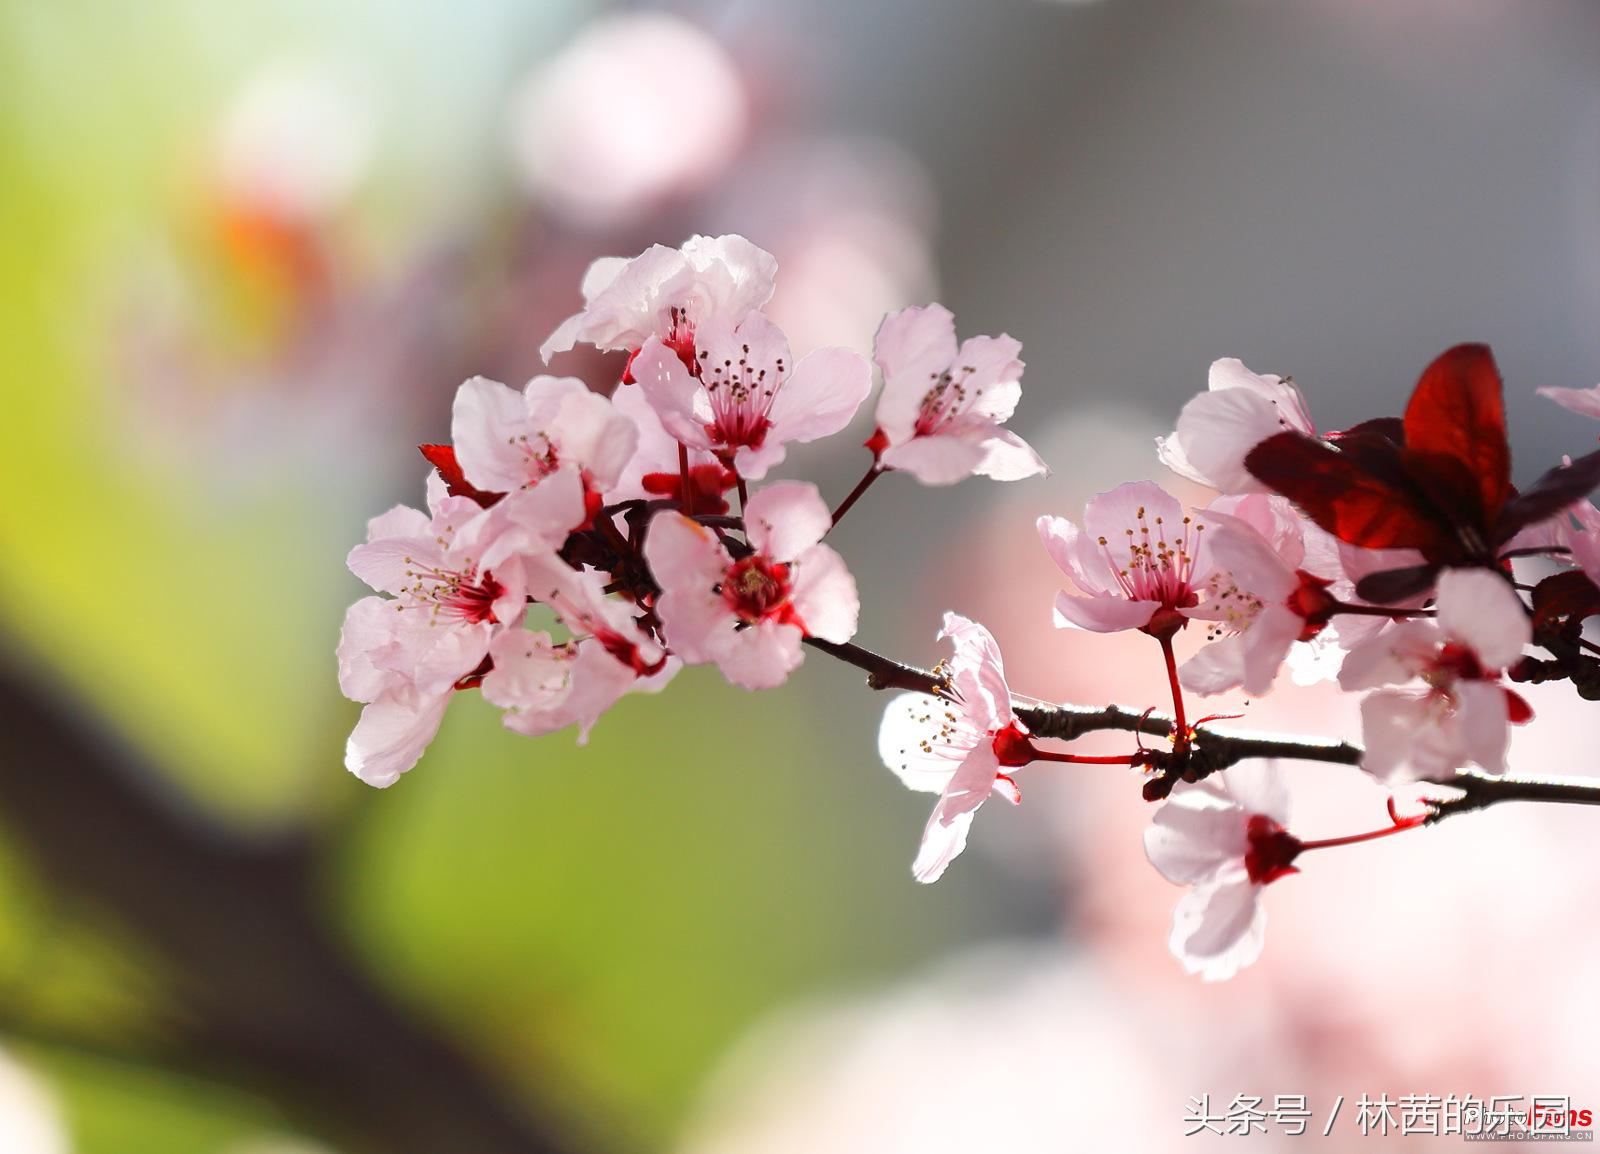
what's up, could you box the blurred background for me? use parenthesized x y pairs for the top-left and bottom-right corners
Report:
(2, 0), (1600, 1150)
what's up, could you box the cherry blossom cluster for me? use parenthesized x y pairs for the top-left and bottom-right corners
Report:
(338, 234), (1044, 784)
(341, 233), (1600, 981)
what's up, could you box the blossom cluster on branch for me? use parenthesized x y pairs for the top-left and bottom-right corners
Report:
(339, 233), (1600, 980)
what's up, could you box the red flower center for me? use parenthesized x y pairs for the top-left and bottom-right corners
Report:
(445, 569), (505, 625)
(722, 556), (802, 627)
(990, 722), (1037, 768)
(1244, 813), (1303, 885)
(1287, 569), (1339, 641)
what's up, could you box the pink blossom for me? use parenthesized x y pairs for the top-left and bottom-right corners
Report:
(1144, 761), (1297, 981)
(338, 472), (581, 785)
(643, 481), (859, 689)
(540, 233), (777, 364)
(1338, 569), (1532, 782)
(1179, 497), (1340, 696)
(506, 12), (746, 228)
(1037, 481), (1216, 635)
(631, 310), (872, 480)
(877, 613), (1027, 883)
(450, 374), (639, 503)
(1537, 382), (1600, 421)
(482, 554), (676, 743)
(601, 383), (736, 511)
(1157, 358), (1315, 493)
(870, 304), (1047, 485)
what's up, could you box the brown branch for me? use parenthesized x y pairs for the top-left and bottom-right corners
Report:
(804, 636), (1600, 816)
(0, 651), (586, 1154)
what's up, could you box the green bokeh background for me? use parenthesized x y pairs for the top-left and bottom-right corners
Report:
(0, 3), (987, 1148)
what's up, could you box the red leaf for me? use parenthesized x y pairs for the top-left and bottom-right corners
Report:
(1244, 431), (1458, 555)
(1530, 568), (1600, 629)
(419, 444), (505, 509)
(1403, 343), (1512, 524)
(1494, 447), (1600, 543)
(1353, 562), (1441, 605)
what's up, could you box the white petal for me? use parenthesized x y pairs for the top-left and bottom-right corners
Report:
(1170, 875), (1268, 981)
(1144, 792), (1248, 885)
(878, 693), (974, 794)
(1435, 568), (1531, 672)
(1218, 759), (1291, 824)
(1453, 680), (1511, 775)
(1167, 387), (1291, 494)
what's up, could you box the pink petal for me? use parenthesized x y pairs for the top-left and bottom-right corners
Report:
(768, 346), (873, 446)
(939, 611), (1013, 732)
(710, 620), (804, 690)
(1537, 384), (1600, 420)
(912, 742), (1001, 883)
(743, 480), (832, 561)
(345, 686), (453, 787)
(1052, 590), (1160, 633)
(952, 333), (1024, 421)
(643, 511), (730, 593)
(789, 543), (859, 644)
(873, 304), (959, 442)
(633, 337), (715, 449)
(451, 375), (532, 492)
(878, 433), (987, 486)
(972, 425), (1048, 482)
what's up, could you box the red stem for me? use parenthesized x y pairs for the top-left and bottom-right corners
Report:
(830, 465), (883, 527)
(678, 443), (694, 517)
(1158, 635), (1188, 751)
(1030, 749), (1139, 765)
(1299, 816), (1426, 853)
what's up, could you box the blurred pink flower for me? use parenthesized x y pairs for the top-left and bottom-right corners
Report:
(506, 12), (747, 227)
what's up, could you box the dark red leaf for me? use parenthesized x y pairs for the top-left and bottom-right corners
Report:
(1244, 431), (1458, 555)
(1530, 568), (1600, 629)
(1403, 343), (1512, 524)
(1329, 416), (1404, 445)
(1504, 687), (1535, 725)
(419, 444), (505, 509)
(1353, 563), (1442, 605)
(1493, 447), (1600, 543)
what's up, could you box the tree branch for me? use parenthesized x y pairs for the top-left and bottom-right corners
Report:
(0, 651), (585, 1154)
(803, 636), (1600, 815)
